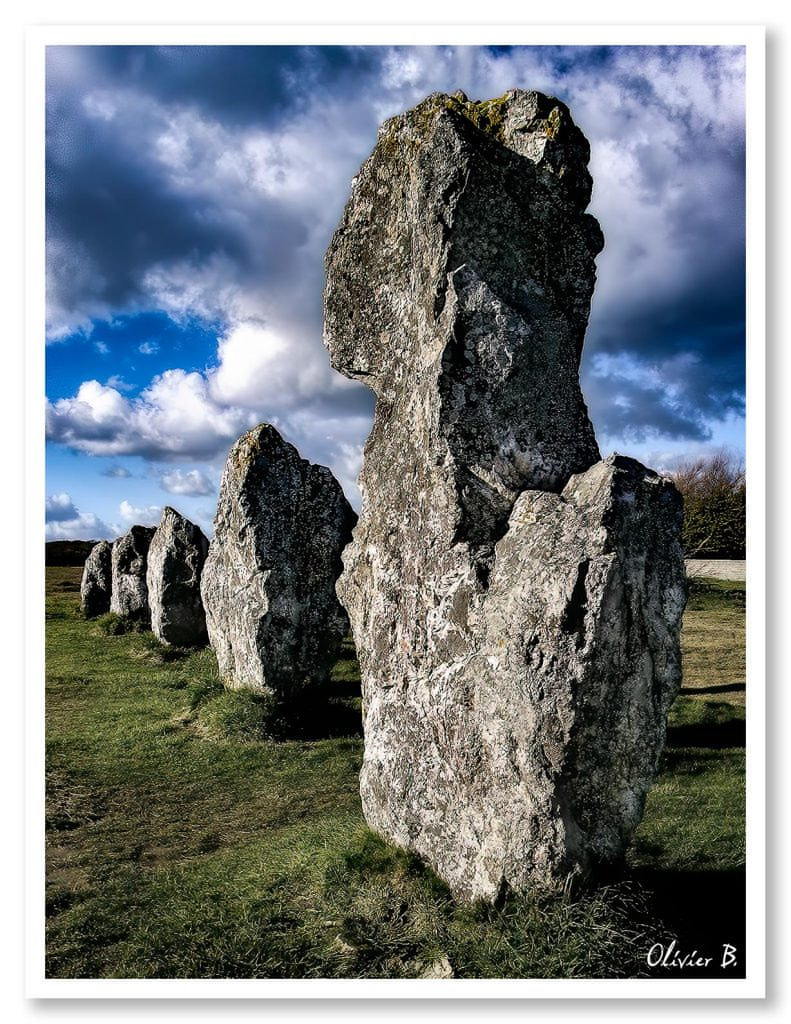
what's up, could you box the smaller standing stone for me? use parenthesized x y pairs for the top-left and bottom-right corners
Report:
(110, 525), (155, 620)
(147, 507), (209, 646)
(201, 423), (356, 697)
(80, 540), (112, 617)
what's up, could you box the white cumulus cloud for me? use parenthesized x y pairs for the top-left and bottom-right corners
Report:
(158, 468), (215, 496)
(46, 374), (258, 460)
(119, 499), (163, 527)
(45, 492), (79, 522)
(45, 492), (117, 541)
(209, 321), (337, 410)
(45, 318), (373, 507)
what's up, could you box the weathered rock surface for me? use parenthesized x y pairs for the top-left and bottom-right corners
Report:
(110, 525), (155, 620)
(201, 424), (356, 696)
(80, 540), (112, 617)
(146, 507), (209, 646)
(324, 90), (686, 901)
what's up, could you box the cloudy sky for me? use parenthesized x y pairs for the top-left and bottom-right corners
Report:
(45, 44), (746, 541)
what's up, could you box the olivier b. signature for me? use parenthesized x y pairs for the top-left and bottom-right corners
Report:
(647, 940), (738, 970)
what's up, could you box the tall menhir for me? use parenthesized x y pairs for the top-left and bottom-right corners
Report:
(324, 90), (686, 901)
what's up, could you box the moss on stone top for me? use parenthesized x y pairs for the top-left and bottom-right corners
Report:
(422, 90), (564, 148)
(379, 91), (513, 149)
(375, 90), (573, 178)
(441, 91), (512, 141)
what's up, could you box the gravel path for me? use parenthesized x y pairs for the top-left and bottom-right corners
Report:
(685, 559), (746, 582)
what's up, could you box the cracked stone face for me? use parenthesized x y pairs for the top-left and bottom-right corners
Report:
(146, 507), (209, 647)
(324, 90), (686, 901)
(200, 423), (357, 698)
(80, 540), (112, 618)
(110, 525), (155, 621)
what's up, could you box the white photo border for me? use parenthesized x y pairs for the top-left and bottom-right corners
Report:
(26, 21), (766, 1000)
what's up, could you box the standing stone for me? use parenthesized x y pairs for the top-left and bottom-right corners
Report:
(201, 424), (356, 697)
(80, 540), (112, 617)
(146, 507), (209, 646)
(324, 90), (687, 901)
(110, 525), (155, 620)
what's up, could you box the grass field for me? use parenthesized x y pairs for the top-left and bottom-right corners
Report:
(44, 566), (746, 979)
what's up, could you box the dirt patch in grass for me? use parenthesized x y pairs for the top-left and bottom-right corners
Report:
(46, 768), (107, 832)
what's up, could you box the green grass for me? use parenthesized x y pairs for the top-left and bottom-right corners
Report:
(45, 568), (746, 979)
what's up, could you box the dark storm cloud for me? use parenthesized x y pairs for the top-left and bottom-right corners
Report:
(566, 46), (746, 440)
(50, 46), (381, 128)
(48, 137), (247, 315)
(46, 57), (316, 332)
(584, 235), (745, 439)
(584, 355), (718, 444)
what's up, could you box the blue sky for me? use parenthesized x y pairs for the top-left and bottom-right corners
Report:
(45, 44), (746, 540)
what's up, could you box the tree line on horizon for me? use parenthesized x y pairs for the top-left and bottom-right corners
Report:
(668, 451), (746, 561)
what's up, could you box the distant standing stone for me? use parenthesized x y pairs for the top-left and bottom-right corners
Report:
(146, 507), (209, 646)
(110, 525), (155, 620)
(80, 540), (112, 617)
(201, 424), (356, 696)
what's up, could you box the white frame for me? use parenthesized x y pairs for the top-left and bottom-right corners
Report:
(26, 23), (766, 1000)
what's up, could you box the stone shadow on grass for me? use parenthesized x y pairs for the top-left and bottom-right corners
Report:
(276, 687), (363, 741)
(680, 682), (745, 697)
(665, 719), (746, 749)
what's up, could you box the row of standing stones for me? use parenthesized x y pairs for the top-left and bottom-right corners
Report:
(81, 425), (356, 687)
(79, 89), (687, 904)
(81, 511), (209, 646)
